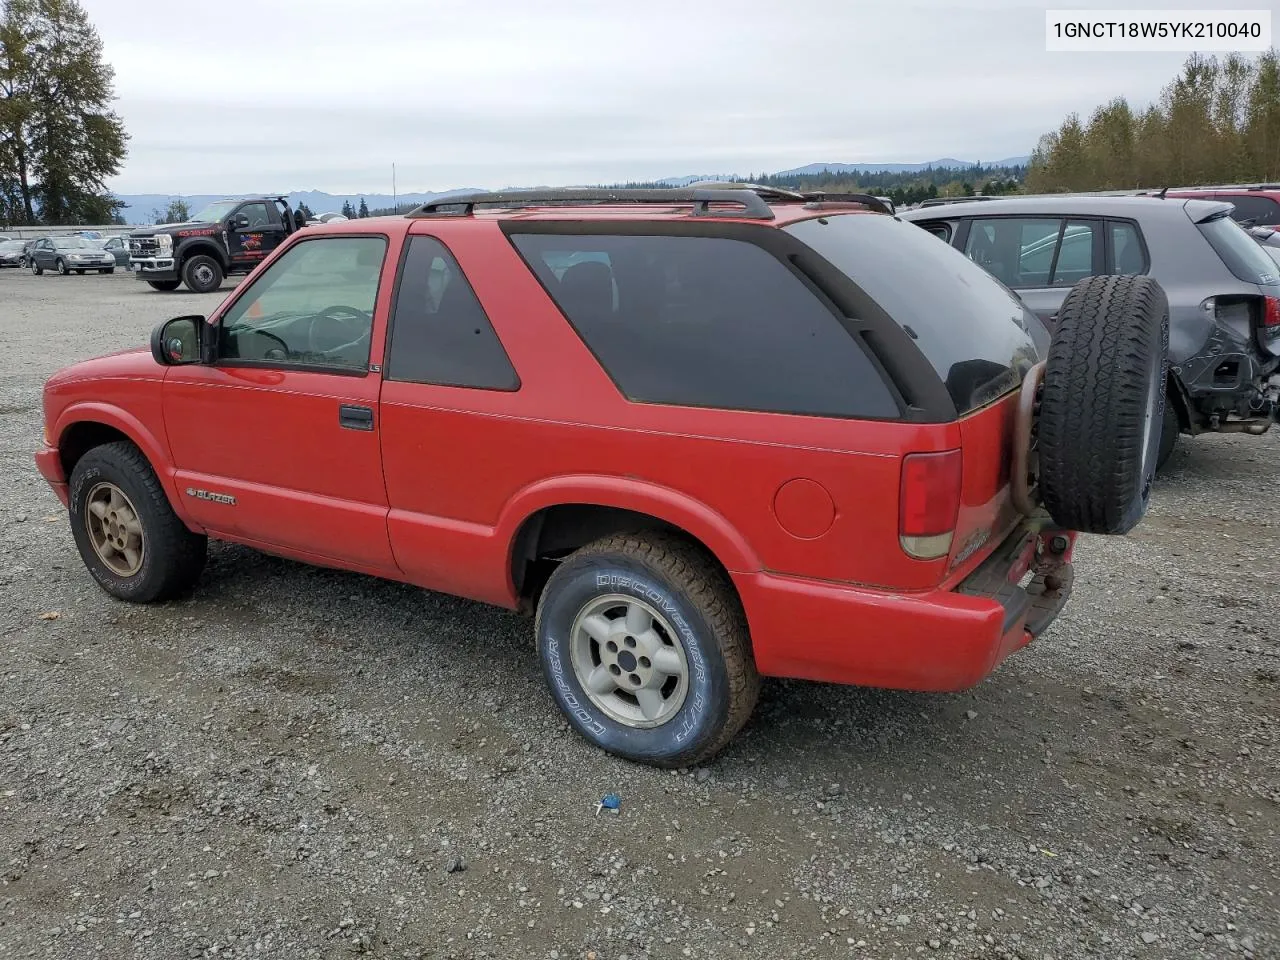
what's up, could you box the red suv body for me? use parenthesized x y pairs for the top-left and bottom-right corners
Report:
(1164, 186), (1280, 229)
(35, 188), (1092, 766)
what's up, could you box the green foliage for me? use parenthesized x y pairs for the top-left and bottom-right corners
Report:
(341, 199), (355, 218)
(1027, 49), (1280, 191)
(296, 201), (314, 219)
(0, 0), (128, 225)
(150, 198), (189, 224)
(357, 197), (369, 218)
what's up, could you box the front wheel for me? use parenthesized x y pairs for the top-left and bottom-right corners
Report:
(147, 280), (181, 291)
(101, 267), (115, 275)
(56, 258), (68, 275)
(535, 532), (759, 768)
(30, 260), (43, 276)
(182, 254), (223, 294)
(67, 441), (208, 603)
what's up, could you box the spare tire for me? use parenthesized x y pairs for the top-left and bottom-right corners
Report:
(1038, 274), (1169, 535)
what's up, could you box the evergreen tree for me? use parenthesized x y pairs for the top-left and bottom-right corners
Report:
(0, 0), (128, 224)
(341, 200), (355, 218)
(358, 197), (369, 218)
(1027, 48), (1280, 191)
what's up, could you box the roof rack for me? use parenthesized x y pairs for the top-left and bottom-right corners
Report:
(408, 188), (778, 220)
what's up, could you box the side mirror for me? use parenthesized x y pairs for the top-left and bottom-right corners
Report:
(150, 315), (206, 366)
(232, 214), (250, 230)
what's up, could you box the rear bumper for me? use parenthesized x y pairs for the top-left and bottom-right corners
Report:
(34, 444), (69, 507)
(736, 521), (1075, 692)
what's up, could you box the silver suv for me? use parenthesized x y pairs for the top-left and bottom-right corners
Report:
(902, 196), (1280, 467)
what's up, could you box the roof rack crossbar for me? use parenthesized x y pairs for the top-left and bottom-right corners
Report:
(797, 192), (894, 215)
(406, 188), (777, 220)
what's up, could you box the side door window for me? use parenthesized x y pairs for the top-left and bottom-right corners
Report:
(385, 236), (519, 390)
(964, 217), (1099, 288)
(1049, 220), (1099, 287)
(218, 235), (388, 372)
(965, 218), (1061, 287)
(509, 233), (899, 419)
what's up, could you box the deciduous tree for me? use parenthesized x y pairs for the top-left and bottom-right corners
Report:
(0, 0), (128, 224)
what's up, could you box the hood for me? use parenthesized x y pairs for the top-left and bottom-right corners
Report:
(44, 347), (159, 392)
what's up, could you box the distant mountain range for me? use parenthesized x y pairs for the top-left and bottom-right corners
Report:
(113, 157), (1032, 224)
(112, 189), (480, 224)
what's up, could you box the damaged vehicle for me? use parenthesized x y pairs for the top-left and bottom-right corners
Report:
(902, 195), (1280, 467)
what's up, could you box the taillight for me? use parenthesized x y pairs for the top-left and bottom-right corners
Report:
(1263, 296), (1280, 328)
(899, 449), (963, 560)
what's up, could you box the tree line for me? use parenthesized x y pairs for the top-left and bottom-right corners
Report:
(1027, 49), (1280, 192)
(607, 165), (1027, 208)
(1, 0), (127, 225)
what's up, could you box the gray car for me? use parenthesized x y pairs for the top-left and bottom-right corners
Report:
(94, 236), (132, 267)
(27, 235), (117, 276)
(0, 238), (25, 267)
(901, 195), (1280, 466)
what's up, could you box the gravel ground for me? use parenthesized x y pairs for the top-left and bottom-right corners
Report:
(1, 268), (1277, 960)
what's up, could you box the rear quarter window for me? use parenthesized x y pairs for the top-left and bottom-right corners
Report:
(1197, 213), (1280, 286)
(785, 213), (1044, 415)
(509, 232), (900, 420)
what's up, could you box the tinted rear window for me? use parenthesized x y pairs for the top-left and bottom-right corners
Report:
(509, 233), (900, 419)
(1197, 213), (1280, 286)
(786, 214), (1044, 415)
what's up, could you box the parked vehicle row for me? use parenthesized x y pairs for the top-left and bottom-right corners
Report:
(35, 186), (1167, 767)
(26, 235), (118, 275)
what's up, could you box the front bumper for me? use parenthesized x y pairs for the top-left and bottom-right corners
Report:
(130, 257), (177, 281)
(735, 519), (1075, 692)
(34, 444), (69, 507)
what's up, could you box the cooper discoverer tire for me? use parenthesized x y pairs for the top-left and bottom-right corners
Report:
(68, 441), (208, 603)
(535, 532), (759, 768)
(1038, 274), (1169, 535)
(182, 254), (223, 293)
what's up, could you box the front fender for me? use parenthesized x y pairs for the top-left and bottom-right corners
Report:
(174, 238), (229, 269)
(53, 401), (198, 527)
(497, 474), (763, 579)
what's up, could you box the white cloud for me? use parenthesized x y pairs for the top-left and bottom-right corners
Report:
(84, 0), (1203, 194)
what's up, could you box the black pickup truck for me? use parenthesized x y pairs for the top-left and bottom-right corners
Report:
(128, 196), (301, 293)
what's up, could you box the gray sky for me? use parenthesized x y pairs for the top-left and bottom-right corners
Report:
(86, 0), (1204, 195)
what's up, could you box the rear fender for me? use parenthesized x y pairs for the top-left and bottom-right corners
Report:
(498, 475), (763, 588)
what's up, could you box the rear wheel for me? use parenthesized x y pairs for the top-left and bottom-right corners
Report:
(75, 269), (85, 275)
(1038, 274), (1169, 535)
(535, 532), (759, 768)
(67, 441), (207, 603)
(147, 280), (181, 291)
(182, 254), (223, 293)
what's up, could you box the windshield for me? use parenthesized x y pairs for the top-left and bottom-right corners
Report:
(188, 200), (240, 223)
(785, 212), (1045, 415)
(0, 240), (23, 251)
(53, 237), (93, 249)
(1198, 212), (1279, 286)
